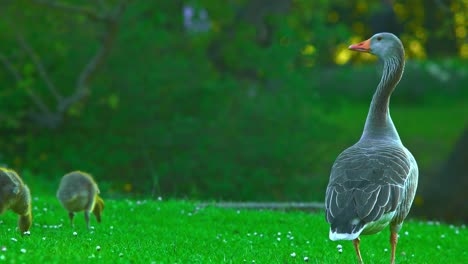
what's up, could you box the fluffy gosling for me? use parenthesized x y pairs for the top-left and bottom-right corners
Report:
(57, 171), (104, 229)
(0, 168), (32, 234)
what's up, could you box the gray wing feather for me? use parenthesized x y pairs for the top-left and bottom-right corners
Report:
(325, 141), (412, 227)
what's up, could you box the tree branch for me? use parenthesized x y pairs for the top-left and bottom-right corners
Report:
(2, 0), (131, 128)
(16, 33), (63, 102)
(60, 0), (130, 113)
(0, 53), (52, 116)
(30, 0), (109, 22)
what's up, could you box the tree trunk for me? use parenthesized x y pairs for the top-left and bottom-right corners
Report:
(418, 125), (468, 222)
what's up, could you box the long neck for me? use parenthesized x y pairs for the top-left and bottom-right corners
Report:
(361, 52), (405, 141)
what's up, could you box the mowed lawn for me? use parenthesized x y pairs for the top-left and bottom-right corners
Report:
(0, 198), (466, 263)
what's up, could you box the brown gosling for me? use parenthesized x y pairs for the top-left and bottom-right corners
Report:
(0, 168), (32, 234)
(56, 171), (104, 229)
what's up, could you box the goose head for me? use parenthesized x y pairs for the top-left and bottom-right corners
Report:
(349, 32), (403, 59)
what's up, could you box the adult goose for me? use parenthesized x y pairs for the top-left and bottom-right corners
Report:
(325, 32), (418, 264)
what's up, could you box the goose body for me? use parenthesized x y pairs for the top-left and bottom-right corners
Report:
(325, 33), (418, 264)
(57, 171), (104, 229)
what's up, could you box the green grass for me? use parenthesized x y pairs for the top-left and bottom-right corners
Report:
(1, 198), (466, 263)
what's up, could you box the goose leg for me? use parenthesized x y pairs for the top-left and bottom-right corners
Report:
(84, 211), (90, 230)
(390, 231), (398, 264)
(353, 237), (363, 263)
(68, 212), (75, 227)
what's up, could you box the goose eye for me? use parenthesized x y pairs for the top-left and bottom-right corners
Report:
(377, 36), (382, 41)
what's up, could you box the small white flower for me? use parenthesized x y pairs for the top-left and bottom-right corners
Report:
(157, 196), (162, 201)
(1, 246), (7, 251)
(96, 246), (101, 251)
(404, 231), (409, 236)
(304, 256), (309, 262)
(110, 226), (114, 229)
(290, 252), (296, 257)
(384, 248), (388, 252)
(277, 232), (281, 236)
(337, 244), (343, 250)
(42, 237), (46, 241)
(43, 208), (48, 212)
(455, 230), (460, 235)
(236, 210), (240, 214)
(23, 231), (31, 236)
(0, 255), (4, 260)
(253, 232), (257, 236)
(90, 226), (95, 230)
(20, 249), (26, 253)
(73, 231), (78, 236)
(437, 245), (441, 249)
(338, 248), (343, 253)
(119, 253), (124, 257)
(247, 233), (251, 237)
(10, 238), (17, 242)
(440, 234), (445, 238)
(306, 241), (310, 244)
(277, 237), (281, 241)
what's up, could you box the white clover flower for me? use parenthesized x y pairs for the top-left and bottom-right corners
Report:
(10, 238), (17, 242)
(304, 256), (309, 262)
(1, 246), (6, 252)
(384, 248), (388, 252)
(96, 246), (101, 251)
(337, 244), (342, 250)
(338, 248), (343, 253)
(20, 249), (26, 253)
(277, 237), (281, 241)
(404, 231), (409, 236)
(73, 231), (78, 236)
(290, 252), (296, 257)
(23, 231), (31, 236)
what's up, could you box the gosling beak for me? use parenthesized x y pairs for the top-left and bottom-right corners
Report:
(348, 38), (371, 53)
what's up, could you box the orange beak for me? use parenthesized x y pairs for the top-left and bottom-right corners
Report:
(348, 38), (371, 53)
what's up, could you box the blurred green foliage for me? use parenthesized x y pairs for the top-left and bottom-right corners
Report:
(0, 1), (467, 201)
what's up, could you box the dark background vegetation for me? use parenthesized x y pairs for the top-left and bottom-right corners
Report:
(0, 0), (467, 221)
